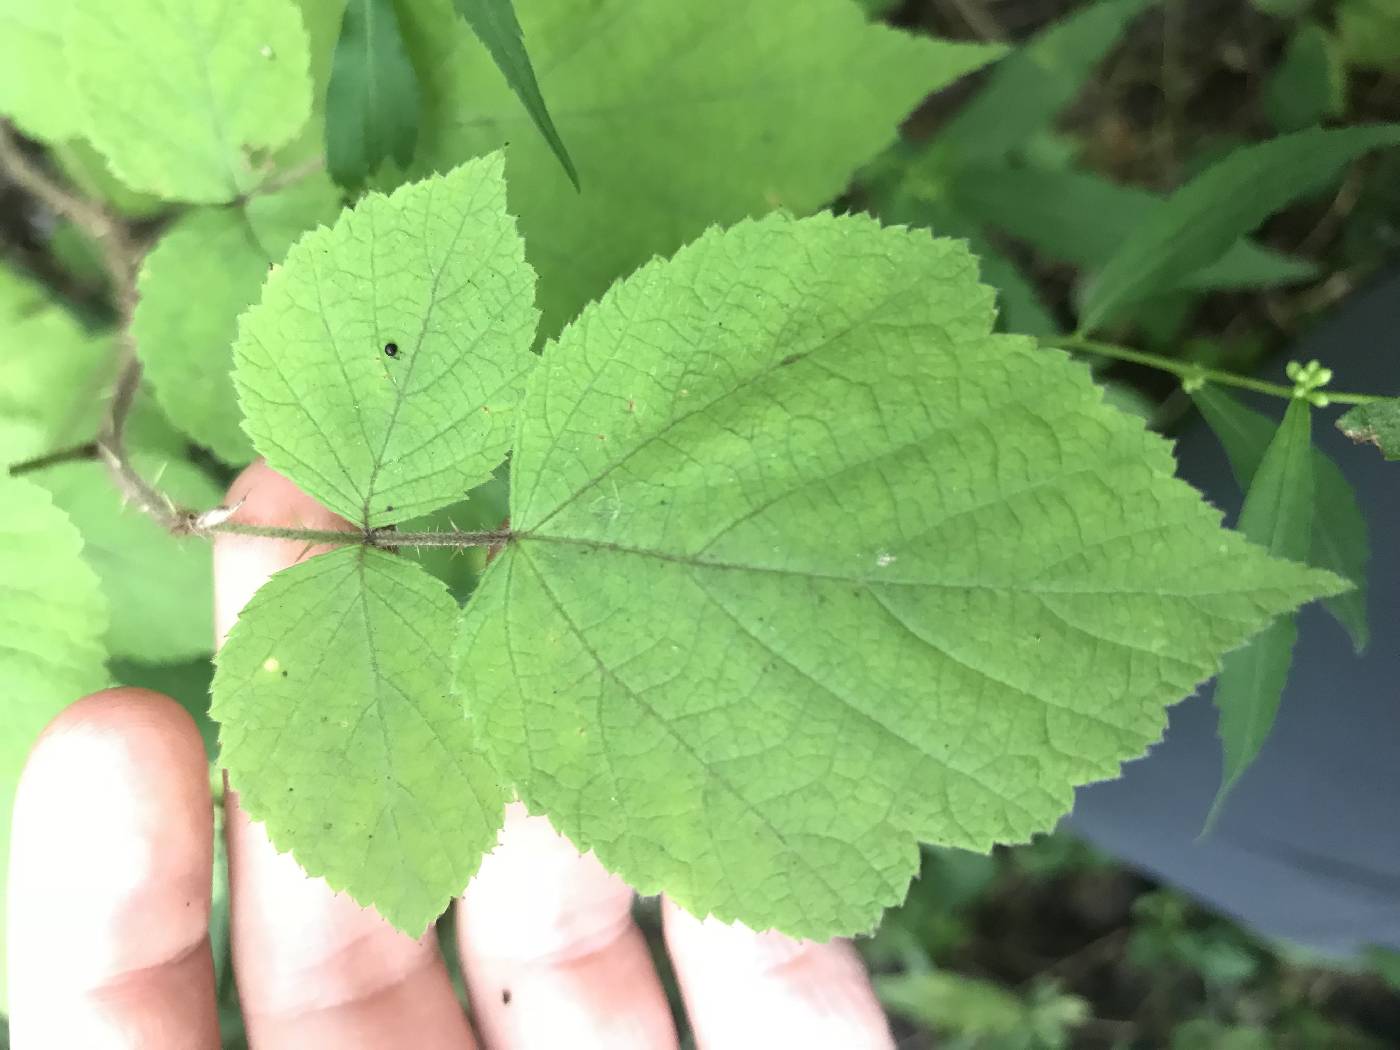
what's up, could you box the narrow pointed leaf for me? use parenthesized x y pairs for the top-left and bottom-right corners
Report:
(326, 0), (422, 187)
(0, 474), (108, 1008)
(1079, 125), (1400, 333)
(1209, 399), (1317, 821)
(951, 165), (1317, 292)
(1338, 398), (1400, 460)
(455, 214), (1346, 938)
(451, 0), (577, 188)
(1194, 386), (1368, 651)
(232, 156), (539, 528)
(212, 547), (506, 933)
(65, 0), (314, 202)
(933, 0), (1156, 166)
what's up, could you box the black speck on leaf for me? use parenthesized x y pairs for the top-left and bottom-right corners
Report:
(780, 353), (803, 366)
(384, 342), (399, 358)
(502, 989), (512, 1005)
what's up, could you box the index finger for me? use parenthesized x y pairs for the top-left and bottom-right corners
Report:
(6, 688), (218, 1049)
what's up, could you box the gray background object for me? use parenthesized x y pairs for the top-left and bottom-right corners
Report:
(1069, 268), (1400, 957)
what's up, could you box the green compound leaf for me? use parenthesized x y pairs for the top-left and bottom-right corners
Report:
(1338, 398), (1400, 460)
(0, 0), (84, 141)
(403, 0), (1003, 334)
(1193, 386), (1368, 652)
(66, 0), (314, 203)
(1208, 400), (1316, 823)
(1079, 125), (1400, 333)
(135, 176), (343, 465)
(233, 156), (538, 528)
(39, 456), (222, 664)
(451, 0), (576, 188)
(0, 474), (108, 1009)
(325, 0), (421, 187)
(455, 214), (1346, 937)
(212, 546), (505, 933)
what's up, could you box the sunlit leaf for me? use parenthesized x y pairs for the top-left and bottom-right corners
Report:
(212, 546), (505, 932)
(232, 155), (538, 527)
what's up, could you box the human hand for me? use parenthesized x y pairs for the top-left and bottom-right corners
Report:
(6, 462), (895, 1049)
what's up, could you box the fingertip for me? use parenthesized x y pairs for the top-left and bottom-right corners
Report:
(662, 900), (893, 1050)
(9, 687), (217, 1048)
(30, 687), (206, 770)
(223, 461), (347, 533)
(22, 688), (211, 836)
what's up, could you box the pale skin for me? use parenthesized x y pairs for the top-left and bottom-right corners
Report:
(6, 462), (896, 1049)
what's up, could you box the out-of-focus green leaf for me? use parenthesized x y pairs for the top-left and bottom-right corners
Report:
(1194, 386), (1368, 651)
(976, 242), (1058, 337)
(49, 139), (165, 220)
(40, 456), (221, 664)
(952, 165), (1318, 291)
(1080, 126), (1400, 332)
(1250, 0), (1314, 17)
(1337, 398), (1400, 460)
(400, 0), (1004, 335)
(1209, 400), (1317, 822)
(0, 269), (111, 467)
(325, 0), (421, 186)
(1338, 0), (1400, 72)
(877, 970), (1089, 1045)
(451, 0), (577, 188)
(0, 0), (83, 141)
(66, 0), (314, 203)
(933, 0), (1156, 167)
(1266, 23), (1345, 132)
(134, 176), (344, 464)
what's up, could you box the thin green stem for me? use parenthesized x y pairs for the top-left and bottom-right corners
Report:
(1046, 335), (1390, 406)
